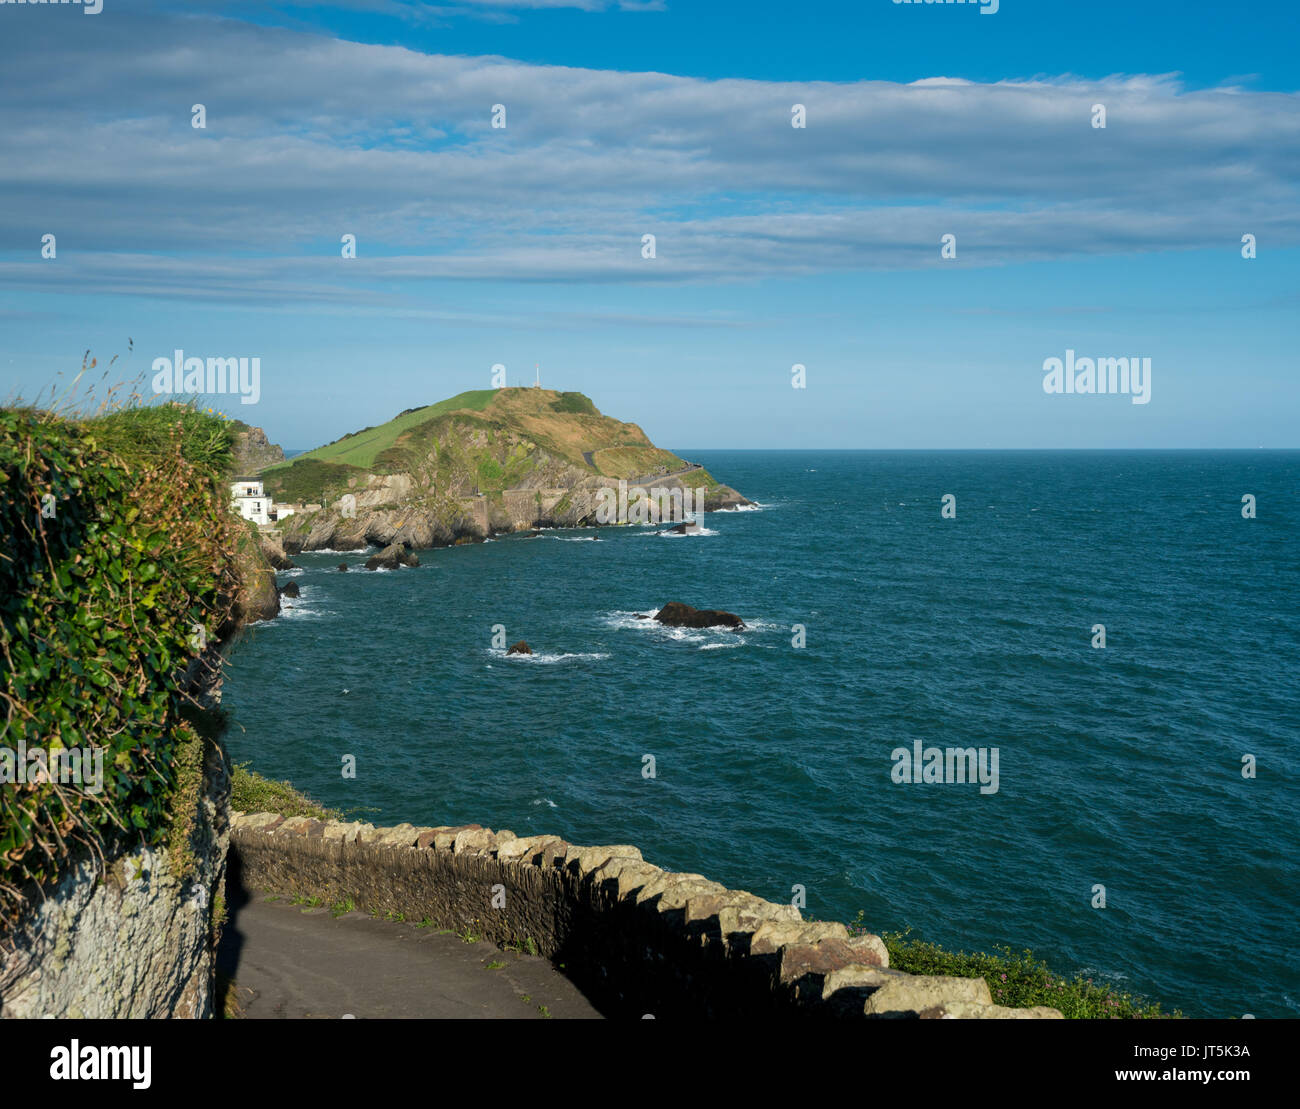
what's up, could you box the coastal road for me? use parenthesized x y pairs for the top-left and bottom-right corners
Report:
(622, 463), (704, 487)
(216, 892), (603, 1019)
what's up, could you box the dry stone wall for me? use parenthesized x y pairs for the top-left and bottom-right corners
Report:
(230, 813), (1061, 1020)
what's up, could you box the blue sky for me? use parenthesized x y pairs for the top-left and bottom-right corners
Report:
(1, 0), (1296, 449)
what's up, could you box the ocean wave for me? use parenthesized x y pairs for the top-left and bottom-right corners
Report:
(276, 604), (335, 620)
(300, 547), (373, 556)
(532, 798), (558, 808)
(604, 609), (751, 646)
(490, 648), (611, 664)
(660, 526), (718, 538)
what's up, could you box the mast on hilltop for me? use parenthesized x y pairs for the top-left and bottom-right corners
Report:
(534, 363), (540, 389)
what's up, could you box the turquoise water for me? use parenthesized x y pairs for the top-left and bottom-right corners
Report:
(223, 450), (1300, 1017)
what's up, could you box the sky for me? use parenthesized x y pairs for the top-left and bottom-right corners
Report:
(0, 0), (1296, 450)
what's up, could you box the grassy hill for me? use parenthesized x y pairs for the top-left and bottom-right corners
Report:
(260, 387), (698, 504)
(265, 389), (497, 472)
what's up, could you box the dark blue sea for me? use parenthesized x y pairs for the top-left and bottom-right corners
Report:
(222, 451), (1300, 1018)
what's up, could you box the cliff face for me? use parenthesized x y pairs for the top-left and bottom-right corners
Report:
(263, 388), (750, 552)
(0, 726), (231, 1018)
(229, 422), (284, 475)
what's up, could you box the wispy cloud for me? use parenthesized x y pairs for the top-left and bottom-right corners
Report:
(0, 8), (1295, 306)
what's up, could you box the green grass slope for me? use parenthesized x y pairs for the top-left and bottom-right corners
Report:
(264, 389), (497, 472)
(261, 387), (704, 505)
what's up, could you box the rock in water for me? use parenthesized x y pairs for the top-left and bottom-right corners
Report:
(364, 542), (421, 571)
(507, 640), (533, 655)
(337, 563), (348, 572)
(664, 521), (701, 534)
(654, 601), (745, 630)
(280, 580), (300, 598)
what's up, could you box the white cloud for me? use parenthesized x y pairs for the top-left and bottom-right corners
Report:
(0, 9), (1295, 303)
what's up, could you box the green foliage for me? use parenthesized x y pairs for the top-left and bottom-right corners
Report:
(0, 403), (241, 919)
(852, 917), (1179, 1019)
(550, 392), (596, 415)
(270, 390), (496, 471)
(229, 762), (340, 820)
(258, 457), (363, 505)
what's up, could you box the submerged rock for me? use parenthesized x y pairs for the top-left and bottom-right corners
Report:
(337, 563), (348, 572)
(506, 641), (533, 655)
(654, 601), (745, 630)
(364, 543), (420, 571)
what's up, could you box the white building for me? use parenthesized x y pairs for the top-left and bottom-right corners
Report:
(230, 477), (274, 525)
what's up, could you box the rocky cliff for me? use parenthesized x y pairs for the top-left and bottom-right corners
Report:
(260, 388), (750, 552)
(229, 421), (284, 475)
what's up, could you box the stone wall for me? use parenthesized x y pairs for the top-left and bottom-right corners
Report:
(229, 814), (1062, 1020)
(0, 734), (231, 1018)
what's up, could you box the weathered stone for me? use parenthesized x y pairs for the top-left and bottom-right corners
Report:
(453, 828), (516, 855)
(534, 840), (571, 867)
(322, 821), (367, 843)
(654, 878), (728, 912)
(373, 823), (422, 848)
(716, 896), (801, 943)
(634, 872), (710, 906)
(348, 822), (377, 844)
(862, 974), (993, 1017)
(496, 835), (564, 864)
(564, 844), (644, 879)
(920, 1001), (1064, 1019)
(597, 860), (665, 900)
(276, 816), (314, 836)
(777, 933), (890, 987)
(749, 920), (849, 956)
(432, 824), (483, 851)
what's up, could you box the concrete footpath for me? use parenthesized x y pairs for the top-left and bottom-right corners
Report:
(215, 892), (603, 1019)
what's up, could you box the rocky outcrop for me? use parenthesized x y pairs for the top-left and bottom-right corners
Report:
(258, 532), (298, 571)
(228, 813), (1062, 1020)
(228, 523), (279, 628)
(230, 423), (284, 475)
(266, 390), (751, 553)
(363, 543), (420, 571)
(654, 602), (745, 630)
(279, 580), (300, 599)
(506, 640), (532, 655)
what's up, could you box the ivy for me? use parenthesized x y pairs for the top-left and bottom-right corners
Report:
(0, 404), (240, 920)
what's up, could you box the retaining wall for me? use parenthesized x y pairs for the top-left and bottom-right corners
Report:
(229, 813), (1062, 1020)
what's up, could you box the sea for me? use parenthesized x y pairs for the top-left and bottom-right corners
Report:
(222, 450), (1300, 1018)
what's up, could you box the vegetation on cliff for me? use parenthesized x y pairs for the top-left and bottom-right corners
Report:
(0, 401), (242, 921)
(855, 919), (1180, 1019)
(260, 387), (746, 548)
(229, 763), (339, 821)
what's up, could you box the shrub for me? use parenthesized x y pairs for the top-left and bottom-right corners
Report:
(0, 402), (240, 920)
